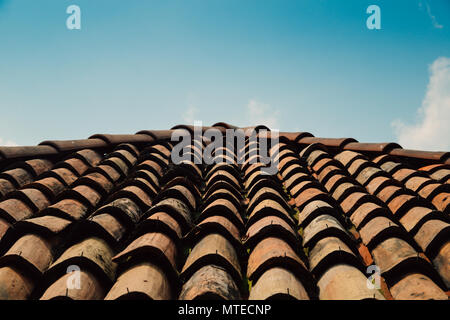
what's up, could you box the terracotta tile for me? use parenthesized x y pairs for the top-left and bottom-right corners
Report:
(114, 232), (177, 279)
(298, 137), (356, 151)
(91, 164), (122, 183)
(85, 213), (128, 244)
(414, 219), (450, 257)
(44, 198), (89, 221)
(431, 192), (450, 213)
(294, 188), (332, 211)
(417, 183), (446, 201)
(182, 233), (241, 285)
(317, 264), (384, 300)
(0, 199), (34, 222)
(357, 243), (374, 266)
(284, 173), (313, 192)
(308, 237), (363, 278)
(355, 166), (386, 187)
(0, 145), (58, 160)
(323, 175), (350, 195)
(180, 265), (241, 300)
(247, 187), (289, 214)
(74, 172), (114, 197)
(289, 180), (321, 198)
(110, 185), (153, 211)
(365, 176), (394, 195)
(0, 168), (33, 188)
(106, 262), (171, 300)
(317, 165), (343, 185)
(157, 185), (196, 211)
(208, 170), (241, 191)
(312, 158), (335, 174)
(47, 168), (78, 186)
(75, 149), (103, 167)
(372, 154), (390, 165)
(332, 182), (363, 203)
(203, 188), (241, 211)
(201, 198), (243, 231)
(430, 169), (450, 182)
(136, 160), (163, 179)
(135, 170), (160, 191)
(335, 150), (365, 168)
(1, 234), (53, 275)
(392, 168), (418, 183)
(377, 185), (403, 204)
(94, 198), (142, 228)
(40, 269), (106, 300)
(247, 237), (312, 292)
(403, 176), (432, 193)
(14, 188), (50, 212)
(27, 177), (66, 199)
(359, 216), (404, 250)
(0, 218), (11, 241)
(0, 266), (34, 300)
(390, 273), (447, 300)
(399, 206), (435, 234)
(244, 215), (298, 251)
(247, 199), (294, 229)
(380, 161), (404, 174)
(249, 267), (309, 300)
(102, 157), (130, 178)
(347, 159), (370, 177)
(49, 237), (116, 283)
(302, 149), (328, 168)
(432, 241), (450, 288)
(340, 192), (378, 215)
(343, 142), (400, 154)
(69, 185), (102, 208)
(371, 237), (417, 275)
(350, 202), (387, 230)
(59, 158), (89, 176)
(148, 198), (193, 234)
(138, 211), (182, 242)
(389, 148), (449, 163)
(39, 139), (107, 154)
(0, 179), (15, 198)
(280, 163), (305, 180)
(298, 200), (343, 228)
(303, 214), (353, 251)
(387, 194), (427, 218)
(16, 215), (72, 235)
(87, 135), (150, 151)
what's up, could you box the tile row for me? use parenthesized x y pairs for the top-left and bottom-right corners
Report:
(0, 143), (144, 299)
(300, 143), (448, 298)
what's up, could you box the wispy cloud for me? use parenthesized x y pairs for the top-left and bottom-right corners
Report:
(392, 57), (450, 151)
(182, 104), (199, 124)
(0, 137), (18, 146)
(419, 0), (444, 29)
(246, 99), (280, 129)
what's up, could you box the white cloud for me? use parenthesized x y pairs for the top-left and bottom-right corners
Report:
(392, 57), (450, 151)
(420, 0), (444, 29)
(182, 104), (199, 124)
(0, 137), (18, 146)
(246, 99), (280, 130)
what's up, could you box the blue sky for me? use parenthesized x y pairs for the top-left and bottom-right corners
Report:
(0, 0), (449, 150)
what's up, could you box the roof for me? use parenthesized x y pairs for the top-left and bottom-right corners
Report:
(0, 123), (448, 300)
